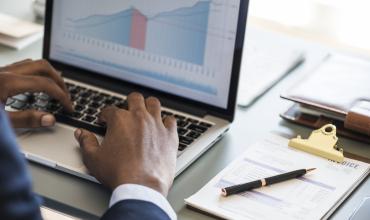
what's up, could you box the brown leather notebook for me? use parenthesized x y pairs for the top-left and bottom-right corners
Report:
(281, 54), (370, 143)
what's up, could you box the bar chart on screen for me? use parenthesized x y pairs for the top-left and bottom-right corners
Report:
(50, 0), (240, 107)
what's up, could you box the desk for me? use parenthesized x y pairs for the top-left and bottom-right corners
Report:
(1, 1), (370, 219)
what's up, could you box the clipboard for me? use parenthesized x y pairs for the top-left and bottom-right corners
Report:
(289, 124), (370, 164)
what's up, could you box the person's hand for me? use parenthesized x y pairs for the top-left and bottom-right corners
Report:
(74, 93), (178, 196)
(0, 59), (73, 128)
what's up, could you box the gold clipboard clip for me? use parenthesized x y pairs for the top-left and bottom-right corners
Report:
(288, 124), (344, 162)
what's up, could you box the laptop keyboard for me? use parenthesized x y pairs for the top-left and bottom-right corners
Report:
(5, 82), (214, 153)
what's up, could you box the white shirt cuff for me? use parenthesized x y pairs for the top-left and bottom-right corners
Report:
(109, 184), (177, 220)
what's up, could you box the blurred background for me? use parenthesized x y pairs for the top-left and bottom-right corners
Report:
(3, 0), (370, 57)
(249, 0), (370, 56)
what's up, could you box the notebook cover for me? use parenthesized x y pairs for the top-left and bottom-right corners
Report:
(281, 54), (370, 136)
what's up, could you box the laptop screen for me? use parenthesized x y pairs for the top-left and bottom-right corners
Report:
(49, 0), (241, 109)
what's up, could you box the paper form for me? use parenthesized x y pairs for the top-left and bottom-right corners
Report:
(185, 135), (370, 220)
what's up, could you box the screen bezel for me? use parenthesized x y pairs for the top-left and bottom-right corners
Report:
(43, 0), (249, 122)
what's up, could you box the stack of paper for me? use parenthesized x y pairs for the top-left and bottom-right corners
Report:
(185, 135), (370, 220)
(0, 13), (43, 50)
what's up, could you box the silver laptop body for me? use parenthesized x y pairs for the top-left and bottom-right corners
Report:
(10, 0), (249, 182)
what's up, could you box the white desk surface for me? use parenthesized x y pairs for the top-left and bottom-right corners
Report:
(1, 1), (370, 219)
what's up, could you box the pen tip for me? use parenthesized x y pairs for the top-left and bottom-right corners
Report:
(306, 168), (316, 172)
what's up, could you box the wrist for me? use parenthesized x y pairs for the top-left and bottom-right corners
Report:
(141, 178), (170, 197)
(111, 176), (170, 197)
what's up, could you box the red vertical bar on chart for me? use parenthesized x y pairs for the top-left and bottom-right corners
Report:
(130, 9), (147, 50)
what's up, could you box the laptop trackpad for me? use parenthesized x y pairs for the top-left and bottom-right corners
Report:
(17, 123), (99, 170)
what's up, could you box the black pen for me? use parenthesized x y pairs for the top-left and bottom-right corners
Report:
(221, 168), (316, 197)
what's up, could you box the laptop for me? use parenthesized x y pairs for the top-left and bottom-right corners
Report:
(8, 0), (249, 182)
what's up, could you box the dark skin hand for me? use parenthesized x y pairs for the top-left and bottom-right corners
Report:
(74, 93), (179, 196)
(0, 59), (178, 196)
(0, 59), (73, 128)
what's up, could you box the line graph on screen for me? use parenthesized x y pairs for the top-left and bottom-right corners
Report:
(66, 1), (211, 65)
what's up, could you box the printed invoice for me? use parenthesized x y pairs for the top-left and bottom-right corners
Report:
(185, 135), (370, 220)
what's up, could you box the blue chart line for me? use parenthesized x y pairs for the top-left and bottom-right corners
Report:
(68, 1), (211, 65)
(60, 51), (217, 95)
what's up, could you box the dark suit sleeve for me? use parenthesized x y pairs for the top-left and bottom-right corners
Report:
(101, 200), (171, 220)
(0, 108), (42, 220)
